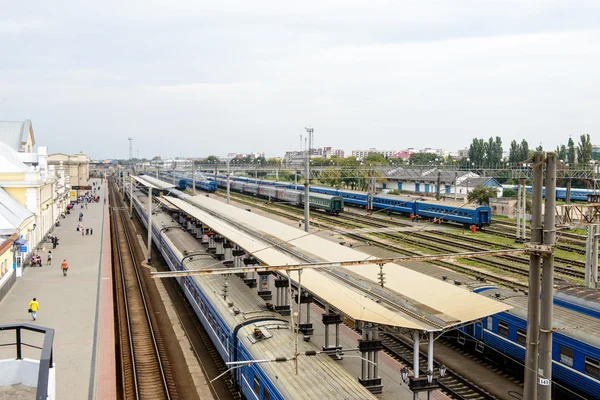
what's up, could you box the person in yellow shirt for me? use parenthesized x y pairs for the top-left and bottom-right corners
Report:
(29, 297), (39, 321)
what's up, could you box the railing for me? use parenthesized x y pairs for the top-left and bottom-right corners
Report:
(0, 324), (55, 400)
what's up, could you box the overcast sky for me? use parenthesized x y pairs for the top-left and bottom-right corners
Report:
(1, 1), (599, 159)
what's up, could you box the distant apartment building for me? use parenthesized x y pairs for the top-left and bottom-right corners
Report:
(332, 149), (345, 158)
(457, 148), (469, 159)
(351, 148), (396, 160)
(284, 146), (342, 167)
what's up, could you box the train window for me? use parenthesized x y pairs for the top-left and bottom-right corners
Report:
(585, 356), (600, 378)
(254, 374), (260, 396)
(498, 320), (509, 337)
(516, 328), (527, 345)
(487, 317), (493, 330)
(559, 346), (574, 367)
(264, 388), (270, 400)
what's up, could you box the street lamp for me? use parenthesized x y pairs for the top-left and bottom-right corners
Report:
(426, 369), (434, 384)
(401, 367), (409, 382)
(439, 364), (447, 378)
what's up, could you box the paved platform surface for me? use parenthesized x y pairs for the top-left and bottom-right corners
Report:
(0, 178), (110, 400)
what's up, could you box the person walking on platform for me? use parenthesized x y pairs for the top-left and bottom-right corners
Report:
(90, 227), (94, 235)
(61, 259), (69, 276)
(47, 251), (52, 266)
(28, 298), (39, 321)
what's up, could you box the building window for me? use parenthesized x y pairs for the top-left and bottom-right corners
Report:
(498, 320), (509, 337)
(254, 374), (260, 396)
(559, 346), (574, 367)
(585, 356), (600, 378)
(516, 328), (527, 345)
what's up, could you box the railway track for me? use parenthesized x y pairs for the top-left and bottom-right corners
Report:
(212, 190), (529, 290)
(381, 333), (498, 400)
(111, 184), (176, 400)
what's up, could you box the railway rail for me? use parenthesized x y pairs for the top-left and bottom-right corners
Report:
(110, 183), (176, 400)
(380, 333), (498, 400)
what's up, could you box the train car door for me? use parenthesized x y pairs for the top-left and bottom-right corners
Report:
(479, 210), (490, 225)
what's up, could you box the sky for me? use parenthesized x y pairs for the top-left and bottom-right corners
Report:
(1, 1), (599, 159)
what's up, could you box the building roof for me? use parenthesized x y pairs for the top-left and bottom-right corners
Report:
(0, 141), (30, 173)
(0, 120), (34, 152)
(385, 168), (471, 183)
(164, 195), (510, 331)
(0, 187), (34, 235)
(460, 177), (501, 188)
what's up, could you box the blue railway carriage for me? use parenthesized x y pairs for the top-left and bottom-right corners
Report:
(458, 289), (600, 399)
(413, 198), (491, 227)
(130, 191), (376, 400)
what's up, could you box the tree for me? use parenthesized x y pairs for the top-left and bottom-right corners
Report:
(577, 134), (593, 164)
(536, 144), (543, 152)
(203, 155), (220, 164)
(508, 140), (519, 163)
(468, 138), (485, 166)
(502, 188), (517, 197)
(409, 152), (438, 165)
(567, 137), (576, 164)
(519, 139), (529, 162)
(556, 145), (567, 161)
(484, 136), (503, 166)
(364, 153), (387, 164)
(467, 185), (498, 205)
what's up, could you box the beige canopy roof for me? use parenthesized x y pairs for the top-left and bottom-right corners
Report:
(165, 195), (510, 331)
(132, 175), (175, 190)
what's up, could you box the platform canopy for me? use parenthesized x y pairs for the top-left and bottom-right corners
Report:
(163, 195), (511, 332)
(131, 175), (175, 190)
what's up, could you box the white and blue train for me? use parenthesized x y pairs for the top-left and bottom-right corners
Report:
(128, 188), (377, 400)
(456, 286), (600, 398)
(205, 175), (491, 228)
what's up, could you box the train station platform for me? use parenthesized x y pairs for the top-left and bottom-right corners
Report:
(0, 178), (114, 400)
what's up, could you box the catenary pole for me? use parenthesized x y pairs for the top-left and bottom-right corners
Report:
(147, 187), (153, 263)
(538, 153), (556, 399)
(523, 152), (544, 400)
(304, 128), (313, 232)
(226, 159), (231, 204)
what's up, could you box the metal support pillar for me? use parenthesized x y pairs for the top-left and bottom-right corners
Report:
(322, 305), (343, 358)
(516, 183), (522, 242)
(192, 162), (196, 195)
(129, 177), (133, 219)
(523, 152), (544, 400)
(295, 291), (314, 335)
(226, 159), (231, 204)
(539, 153), (557, 399)
(304, 127), (313, 232)
(274, 277), (290, 315)
(586, 226), (593, 288)
(593, 225), (599, 288)
(146, 187), (153, 263)
(521, 179), (527, 242)
(413, 330), (420, 400)
(566, 178), (571, 204)
(427, 331), (434, 400)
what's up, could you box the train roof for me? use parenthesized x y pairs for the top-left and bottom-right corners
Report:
(147, 205), (376, 399)
(480, 288), (600, 348)
(165, 195), (510, 331)
(373, 193), (485, 210)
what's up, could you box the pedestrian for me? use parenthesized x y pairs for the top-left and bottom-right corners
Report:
(81, 227), (85, 236)
(104, 197), (106, 205)
(86, 228), (89, 235)
(298, 220), (302, 228)
(61, 259), (69, 276)
(47, 251), (52, 265)
(52, 236), (57, 249)
(90, 227), (94, 235)
(29, 298), (39, 321)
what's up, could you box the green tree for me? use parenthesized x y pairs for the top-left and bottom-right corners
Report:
(502, 188), (517, 197)
(467, 185), (498, 205)
(567, 137), (576, 164)
(577, 134), (593, 164)
(364, 153), (387, 164)
(468, 138), (485, 166)
(484, 136), (503, 166)
(519, 139), (529, 162)
(202, 155), (220, 164)
(409, 152), (438, 165)
(536, 144), (543, 152)
(508, 140), (519, 163)
(556, 145), (567, 161)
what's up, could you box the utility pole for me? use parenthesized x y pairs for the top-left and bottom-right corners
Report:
(192, 160), (196, 195)
(128, 137), (133, 160)
(539, 152), (557, 399)
(522, 180), (527, 241)
(516, 183), (522, 242)
(436, 171), (441, 200)
(304, 128), (313, 232)
(523, 152), (544, 400)
(226, 158), (231, 204)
